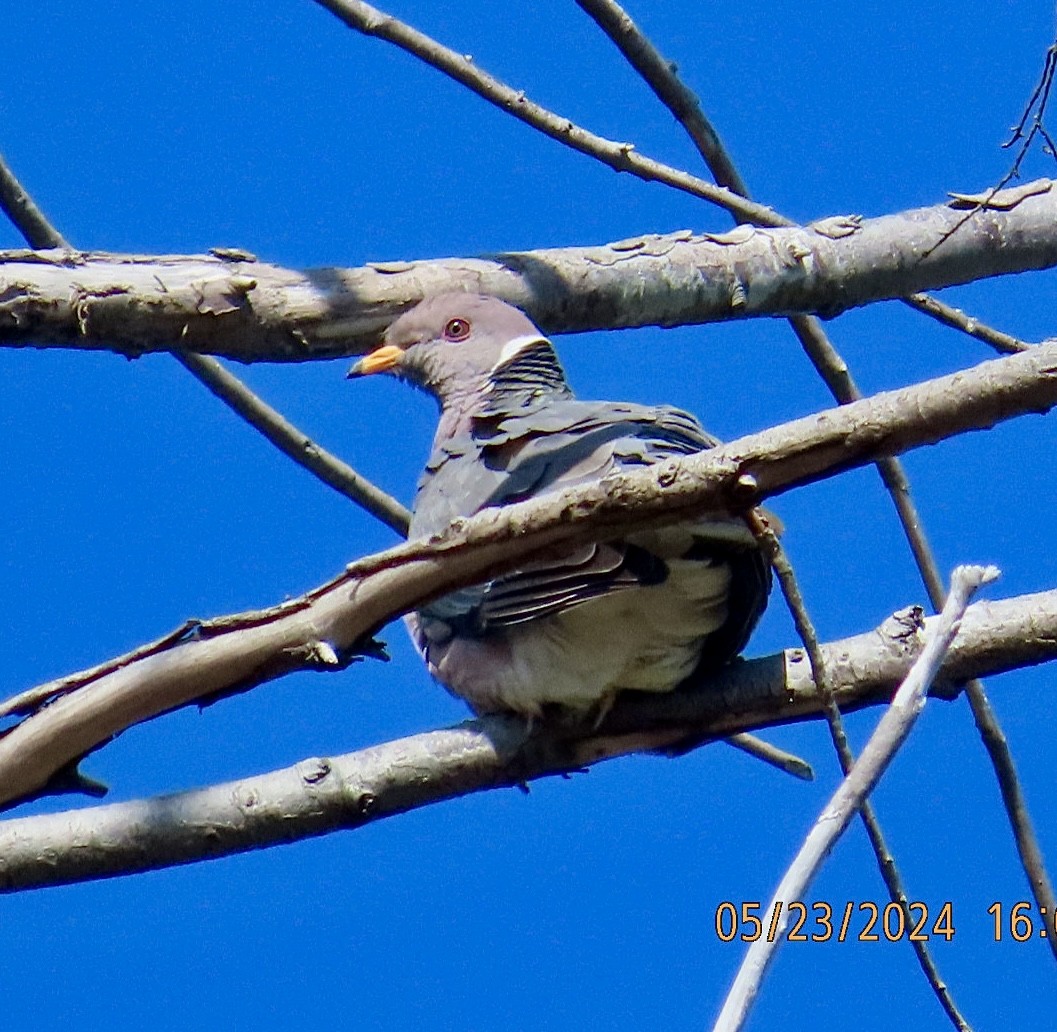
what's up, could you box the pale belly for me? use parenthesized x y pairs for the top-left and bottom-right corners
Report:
(407, 557), (732, 717)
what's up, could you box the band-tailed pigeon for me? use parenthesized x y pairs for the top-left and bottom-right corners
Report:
(349, 294), (770, 718)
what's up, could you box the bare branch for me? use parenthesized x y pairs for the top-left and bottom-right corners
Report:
(0, 152), (69, 249)
(573, 0), (749, 197)
(1, 340), (1056, 808)
(2, 182), (1057, 360)
(0, 153), (410, 536)
(967, 674), (1057, 963)
(577, 9), (978, 1011)
(715, 566), (996, 1032)
(905, 293), (1032, 355)
(312, 0), (781, 226)
(0, 579), (1046, 894)
(172, 351), (410, 534)
(724, 734), (813, 782)
(748, 513), (970, 1028)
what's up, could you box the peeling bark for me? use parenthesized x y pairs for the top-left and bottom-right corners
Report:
(1, 339), (1055, 809)
(0, 180), (1054, 360)
(0, 587), (1053, 892)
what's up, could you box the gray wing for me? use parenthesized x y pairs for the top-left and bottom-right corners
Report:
(412, 399), (769, 665)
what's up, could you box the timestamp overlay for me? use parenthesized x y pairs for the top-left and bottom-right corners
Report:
(714, 901), (1057, 943)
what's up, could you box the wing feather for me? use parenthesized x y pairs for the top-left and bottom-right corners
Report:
(412, 396), (768, 664)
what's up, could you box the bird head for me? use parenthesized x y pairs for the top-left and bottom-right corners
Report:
(347, 293), (555, 406)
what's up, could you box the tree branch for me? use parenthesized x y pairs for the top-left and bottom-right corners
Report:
(312, 0), (780, 226)
(0, 152), (411, 535)
(172, 350), (410, 534)
(905, 293), (1032, 354)
(574, 0), (749, 196)
(576, 7), (983, 1015)
(715, 566), (995, 1032)
(0, 582), (1049, 893)
(0, 152), (69, 249)
(1, 340), (1056, 808)
(1, 180), (1055, 360)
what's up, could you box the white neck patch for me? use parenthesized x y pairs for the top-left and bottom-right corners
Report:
(494, 334), (549, 369)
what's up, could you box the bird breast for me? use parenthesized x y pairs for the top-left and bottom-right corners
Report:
(408, 551), (732, 717)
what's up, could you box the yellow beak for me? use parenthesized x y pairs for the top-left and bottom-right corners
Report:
(346, 344), (403, 378)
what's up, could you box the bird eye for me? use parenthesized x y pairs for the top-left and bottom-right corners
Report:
(443, 318), (471, 341)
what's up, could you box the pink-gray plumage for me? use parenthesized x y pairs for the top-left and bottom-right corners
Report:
(349, 293), (770, 717)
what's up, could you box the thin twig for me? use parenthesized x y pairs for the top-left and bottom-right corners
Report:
(923, 39), (1057, 260)
(744, 516), (849, 763)
(745, 515), (973, 1031)
(0, 152), (68, 249)
(577, 4), (975, 1020)
(715, 565), (997, 1032)
(311, 0), (786, 227)
(173, 351), (409, 534)
(965, 679), (1057, 961)
(725, 734), (813, 782)
(0, 152), (409, 538)
(903, 294), (1031, 354)
(1003, 43), (1057, 171)
(578, 21), (1057, 958)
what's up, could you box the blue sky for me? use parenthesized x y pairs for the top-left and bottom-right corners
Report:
(3, 2), (1056, 1028)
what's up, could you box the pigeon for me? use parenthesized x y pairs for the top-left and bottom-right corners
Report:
(349, 293), (770, 718)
